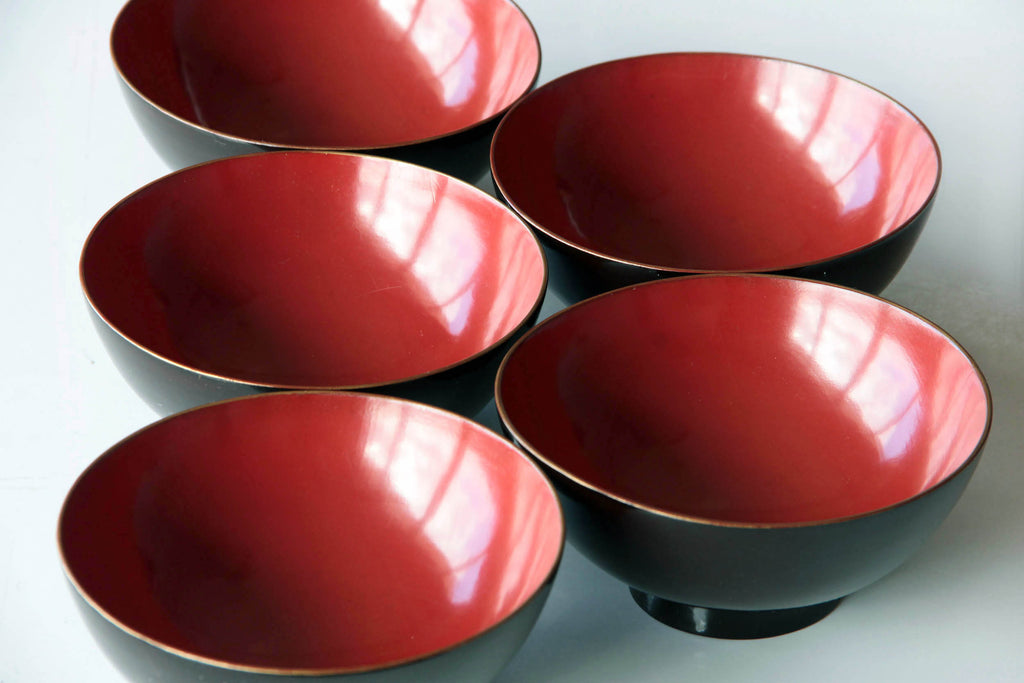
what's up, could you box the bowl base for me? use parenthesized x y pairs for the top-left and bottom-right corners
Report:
(629, 588), (841, 639)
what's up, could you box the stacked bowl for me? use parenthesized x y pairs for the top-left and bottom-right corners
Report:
(59, 0), (993, 680)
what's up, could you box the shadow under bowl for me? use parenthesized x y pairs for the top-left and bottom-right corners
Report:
(491, 52), (941, 300)
(59, 391), (565, 681)
(111, 0), (541, 183)
(496, 274), (990, 638)
(81, 151), (546, 417)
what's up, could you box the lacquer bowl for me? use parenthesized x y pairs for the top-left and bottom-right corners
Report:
(111, 0), (541, 182)
(491, 53), (941, 301)
(59, 391), (564, 682)
(80, 152), (546, 416)
(496, 275), (990, 638)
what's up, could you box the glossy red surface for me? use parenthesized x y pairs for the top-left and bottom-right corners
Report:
(492, 53), (940, 272)
(111, 0), (539, 148)
(498, 276), (989, 525)
(59, 392), (563, 671)
(80, 152), (545, 389)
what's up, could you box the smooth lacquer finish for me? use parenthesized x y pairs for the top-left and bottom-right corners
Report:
(80, 152), (546, 415)
(111, 0), (539, 169)
(491, 53), (940, 297)
(500, 275), (986, 524)
(496, 275), (990, 637)
(59, 392), (564, 677)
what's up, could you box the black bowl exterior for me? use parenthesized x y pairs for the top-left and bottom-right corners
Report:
(68, 577), (555, 682)
(783, 199), (933, 295)
(88, 298), (542, 418)
(491, 175), (934, 303)
(523, 442), (981, 613)
(118, 66), (506, 185)
(629, 590), (841, 639)
(87, 305), (263, 415)
(115, 77), (262, 171)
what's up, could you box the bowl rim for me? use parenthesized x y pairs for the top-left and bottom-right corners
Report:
(490, 51), (943, 276)
(57, 390), (566, 676)
(109, 0), (543, 152)
(79, 150), (549, 393)
(494, 273), (993, 530)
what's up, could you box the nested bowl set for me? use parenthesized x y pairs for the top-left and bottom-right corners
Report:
(59, 0), (992, 680)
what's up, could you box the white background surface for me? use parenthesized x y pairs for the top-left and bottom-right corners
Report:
(2, 0), (1022, 680)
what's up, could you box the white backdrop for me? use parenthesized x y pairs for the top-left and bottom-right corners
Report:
(2, 0), (1021, 680)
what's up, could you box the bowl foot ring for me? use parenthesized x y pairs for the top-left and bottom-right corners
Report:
(629, 588), (841, 639)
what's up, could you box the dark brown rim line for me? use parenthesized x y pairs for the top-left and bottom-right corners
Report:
(79, 150), (549, 393)
(57, 390), (567, 677)
(109, 0), (542, 152)
(490, 51), (943, 275)
(493, 273), (993, 531)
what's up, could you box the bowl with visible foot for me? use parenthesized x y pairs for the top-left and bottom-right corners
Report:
(496, 274), (990, 638)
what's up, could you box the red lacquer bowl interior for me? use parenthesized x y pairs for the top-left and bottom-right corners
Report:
(59, 392), (563, 672)
(112, 0), (540, 149)
(497, 276), (989, 525)
(80, 152), (546, 389)
(491, 53), (940, 272)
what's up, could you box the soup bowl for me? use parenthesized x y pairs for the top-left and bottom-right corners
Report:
(111, 0), (541, 183)
(491, 53), (941, 301)
(496, 275), (990, 638)
(80, 152), (546, 417)
(59, 391), (564, 681)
